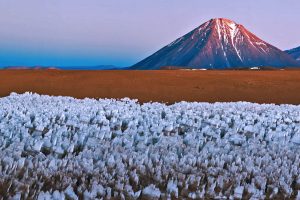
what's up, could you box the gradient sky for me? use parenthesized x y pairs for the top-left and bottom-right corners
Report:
(0, 0), (299, 67)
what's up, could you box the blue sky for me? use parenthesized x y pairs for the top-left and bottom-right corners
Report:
(0, 0), (299, 67)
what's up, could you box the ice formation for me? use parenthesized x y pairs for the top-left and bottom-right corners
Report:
(1, 93), (300, 199)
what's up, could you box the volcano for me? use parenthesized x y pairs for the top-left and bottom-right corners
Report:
(132, 18), (299, 69)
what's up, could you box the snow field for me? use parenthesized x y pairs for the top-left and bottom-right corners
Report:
(0, 93), (300, 199)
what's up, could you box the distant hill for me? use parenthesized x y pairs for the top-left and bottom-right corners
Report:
(286, 46), (300, 62)
(131, 18), (299, 70)
(2, 66), (58, 70)
(57, 65), (125, 70)
(2, 65), (124, 70)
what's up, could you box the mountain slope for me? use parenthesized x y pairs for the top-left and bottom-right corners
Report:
(286, 46), (300, 62)
(132, 18), (299, 69)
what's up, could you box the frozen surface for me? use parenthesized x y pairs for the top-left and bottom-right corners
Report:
(1, 93), (300, 199)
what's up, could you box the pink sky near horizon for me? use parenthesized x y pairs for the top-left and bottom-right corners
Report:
(0, 0), (299, 67)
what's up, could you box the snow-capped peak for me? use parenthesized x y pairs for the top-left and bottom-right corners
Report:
(213, 18), (237, 26)
(211, 18), (240, 40)
(212, 18), (238, 30)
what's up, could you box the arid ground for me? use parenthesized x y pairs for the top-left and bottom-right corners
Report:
(1, 69), (300, 104)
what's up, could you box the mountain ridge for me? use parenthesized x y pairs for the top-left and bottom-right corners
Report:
(286, 46), (300, 61)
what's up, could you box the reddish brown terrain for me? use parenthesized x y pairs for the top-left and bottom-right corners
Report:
(1, 69), (300, 104)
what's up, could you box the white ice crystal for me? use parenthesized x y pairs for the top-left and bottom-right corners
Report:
(65, 186), (78, 200)
(234, 186), (244, 199)
(0, 93), (300, 199)
(142, 184), (161, 199)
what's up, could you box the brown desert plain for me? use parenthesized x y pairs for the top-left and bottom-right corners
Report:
(0, 69), (300, 104)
